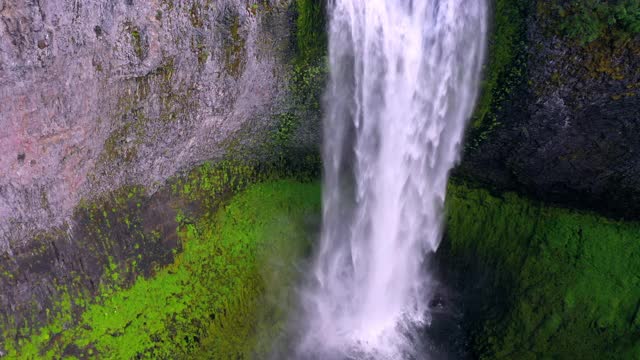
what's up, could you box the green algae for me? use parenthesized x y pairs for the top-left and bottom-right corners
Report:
(3, 180), (321, 359)
(445, 182), (640, 359)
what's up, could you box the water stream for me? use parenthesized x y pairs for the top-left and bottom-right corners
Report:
(298, 1), (487, 358)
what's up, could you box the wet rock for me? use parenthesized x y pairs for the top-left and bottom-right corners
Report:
(458, 4), (640, 219)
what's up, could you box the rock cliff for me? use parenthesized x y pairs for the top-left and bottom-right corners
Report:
(458, 0), (640, 218)
(0, 0), (322, 349)
(0, 0), (305, 252)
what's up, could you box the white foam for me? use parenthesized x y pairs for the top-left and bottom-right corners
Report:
(299, 1), (487, 358)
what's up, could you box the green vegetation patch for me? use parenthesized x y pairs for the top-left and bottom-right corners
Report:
(294, 0), (327, 65)
(4, 180), (321, 359)
(468, 0), (528, 148)
(270, 61), (326, 165)
(541, 0), (640, 45)
(265, 0), (327, 175)
(100, 58), (200, 165)
(445, 182), (640, 359)
(125, 23), (146, 60)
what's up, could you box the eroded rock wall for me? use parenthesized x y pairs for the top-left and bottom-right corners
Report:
(0, 0), (298, 254)
(0, 0), (323, 348)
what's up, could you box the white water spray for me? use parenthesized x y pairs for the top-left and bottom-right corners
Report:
(298, 0), (487, 358)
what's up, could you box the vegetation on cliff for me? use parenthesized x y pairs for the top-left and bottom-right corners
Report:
(269, 0), (327, 174)
(294, 0), (327, 65)
(469, 0), (640, 148)
(544, 0), (640, 44)
(3, 1), (639, 358)
(468, 0), (528, 148)
(7, 171), (639, 358)
(444, 182), (640, 359)
(3, 179), (320, 359)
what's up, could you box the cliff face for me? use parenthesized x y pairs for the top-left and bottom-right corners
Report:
(448, 3), (640, 356)
(0, 0), (324, 349)
(458, 1), (640, 218)
(0, 0), (302, 253)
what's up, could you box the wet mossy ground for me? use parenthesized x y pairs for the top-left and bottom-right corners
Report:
(6, 175), (639, 358)
(442, 181), (640, 359)
(3, 179), (321, 359)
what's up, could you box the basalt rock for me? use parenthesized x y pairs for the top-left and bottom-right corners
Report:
(457, 1), (640, 219)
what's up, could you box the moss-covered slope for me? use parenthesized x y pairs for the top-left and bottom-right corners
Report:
(7, 174), (639, 359)
(3, 180), (321, 359)
(444, 182), (640, 359)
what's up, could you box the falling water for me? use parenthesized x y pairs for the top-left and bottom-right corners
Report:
(298, 0), (487, 358)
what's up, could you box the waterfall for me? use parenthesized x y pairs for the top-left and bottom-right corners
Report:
(298, 0), (487, 358)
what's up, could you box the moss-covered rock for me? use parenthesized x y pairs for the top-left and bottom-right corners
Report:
(539, 0), (640, 45)
(441, 181), (640, 359)
(459, 0), (640, 219)
(293, 0), (327, 66)
(2, 179), (321, 359)
(7, 172), (640, 359)
(468, 0), (528, 146)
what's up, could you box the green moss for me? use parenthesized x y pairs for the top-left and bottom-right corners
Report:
(268, 60), (325, 176)
(4, 179), (321, 359)
(194, 180), (321, 358)
(172, 159), (262, 213)
(445, 181), (640, 359)
(542, 0), (640, 45)
(189, 1), (204, 28)
(468, 0), (528, 147)
(272, 112), (299, 147)
(290, 60), (327, 112)
(0, 185), (156, 352)
(294, 0), (327, 65)
(470, 0), (638, 143)
(99, 58), (193, 164)
(196, 43), (209, 65)
(161, 0), (174, 11)
(248, 2), (273, 16)
(224, 15), (246, 78)
(270, 0), (328, 169)
(102, 122), (139, 163)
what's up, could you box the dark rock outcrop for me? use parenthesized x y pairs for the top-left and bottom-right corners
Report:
(458, 2), (640, 219)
